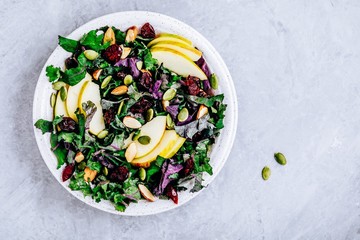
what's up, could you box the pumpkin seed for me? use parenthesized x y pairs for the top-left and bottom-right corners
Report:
(102, 167), (109, 176)
(145, 109), (154, 122)
(262, 166), (271, 180)
(177, 108), (189, 122)
(52, 81), (66, 90)
(138, 135), (151, 145)
(50, 93), (56, 108)
(124, 75), (133, 86)
(60, 86), (67, 101)
(84, 50), (99, 60)
(132, 130), (141, 141)
(274, 152), (287, 165)
(166, 114), (174, 129)
(163, 88), (176, 101)
(210, 73), (219, 90)
(117, 101), (124, 115)
(97, 130), (109, 139)
(136, 61), (143, 70)
(139, 168), (146, 181)
(101, 75), (112, 89)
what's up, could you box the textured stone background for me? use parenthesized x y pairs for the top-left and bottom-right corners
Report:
(1, 0), (360, 239)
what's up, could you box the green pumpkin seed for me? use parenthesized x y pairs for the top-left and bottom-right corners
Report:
(117, 101), (124, 115)
(60, 86), (67, 101)
(178, 108), (189, 122)
(84, 50), (99, 60)
(145, 109), (154, 122)
(132, 130), (141, 141)
(102, 167), (108, 176)
(210, 73), (219, 90)
(101, 75), (112, 89)
(138, 135), (151, 145)
(274, 152), (287, 165)
(97, 130), (109, 139)
(124, 75), (133, 86)
(50, 93), (56, 108)
(262, 166), (271, 180)
(78, 161), (86, 170)
(52, 81), (66, 90)
(139, 167), (146, 181)
(136, 61), (143, 70)
(163, 88), (177, 101)
(166, 114), (174, 129)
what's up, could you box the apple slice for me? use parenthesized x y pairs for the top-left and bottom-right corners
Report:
(138, 184), (156, 202)
(54, 90), (69, 118)
(159, 135), (186, 159)
(150, 47), (207, 80)
(148, 33), (192, 48)
(150, 41), (202, 61)
(131, 130), (178, 168)
(78, 81), (105, 136)
(66, 72), (92, 121)
(134, 116), (166, 158)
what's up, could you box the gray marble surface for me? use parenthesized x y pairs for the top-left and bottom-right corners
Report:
(1, 0), (360, 239)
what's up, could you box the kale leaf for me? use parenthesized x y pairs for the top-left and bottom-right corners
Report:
(80, 30), (110, 51)
(46, 65), (61, 82)
(62, 66), (87, 86)
(34, 119), (53, 134)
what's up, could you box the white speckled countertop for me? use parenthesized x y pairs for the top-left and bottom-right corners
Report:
(1, 0), (360, 239)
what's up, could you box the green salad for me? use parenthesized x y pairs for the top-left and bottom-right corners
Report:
(35, 22), (227, 211)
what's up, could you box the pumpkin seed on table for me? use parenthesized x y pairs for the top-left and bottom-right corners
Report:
(52, 81), (66, 90)
(163, 88), (176, 101)
(210, 73), (219, 90)
(101, 75), (112, 89)
(60, 86), (67, 101)
(262, 166), (271, 180)
(97, 130), (109, 139)
(178, 108), (189, 122)
(166, 114), (174, 129)
(274, 152), (287, 165)
(84, 50), (99, 60)
(117, 101), (124, 115)
(145, 109), (154, 122)
(124, 75), (133, 86)
(102, 167), (109, 176)
(138, 135), (151, 145)
(139, 168), (146, 181)
(50, 93), (56, 108)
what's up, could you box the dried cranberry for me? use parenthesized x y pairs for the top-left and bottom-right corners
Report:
(183, 76), (206, 96)
(65, 57), (78, 69)
(102, 44), (122, 64)
(109, 166), (129, 183)
(182, 158), (194, 176)
(58, 117), (76, 132)
(140, 22), (155, 38)
(165, 185), (178, 204)
(129, 97), (153, 114)
(138, 71), (153, 91)
(103, 108), (116, 125)
(62, 163), (75, 182)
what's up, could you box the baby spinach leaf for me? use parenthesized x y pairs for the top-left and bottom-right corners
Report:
(46, 65), (61, 82)
(62, 66), (86, 86)
(50, 133), (67, 169)
(80, 30), (110, 51)
(58, 35), (79, 53)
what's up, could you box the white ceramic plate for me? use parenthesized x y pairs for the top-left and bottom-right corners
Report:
(33, 11), (238, 216)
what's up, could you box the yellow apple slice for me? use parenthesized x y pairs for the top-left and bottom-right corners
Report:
(78, 81), (105, 136)
(159, 135), (186, 159)
(54, 90), (69, 118)
(134, 116), (166, 158)
(151, 41), (202, 61)
(148, 33), (192, 48)
(66, 72), (92, 121)
(131, 130), (178, 168)
(150, 47), (207, 80)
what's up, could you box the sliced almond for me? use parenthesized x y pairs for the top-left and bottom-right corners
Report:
(125, 26), (138, 43)
(125, 142), (137, 162)
(120, 45), (132, 59)
(138, 184), (156, 202)
(196, 105), (209, 119)
(123, 116), (142, 129)
(162, 100), (169, 111)
(103, 27), (116, 45)
(74, 152), (84, 163)
(84, 167), (97, 182)
(111, 85), (128, 95)
(92, 69), (102, 80)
